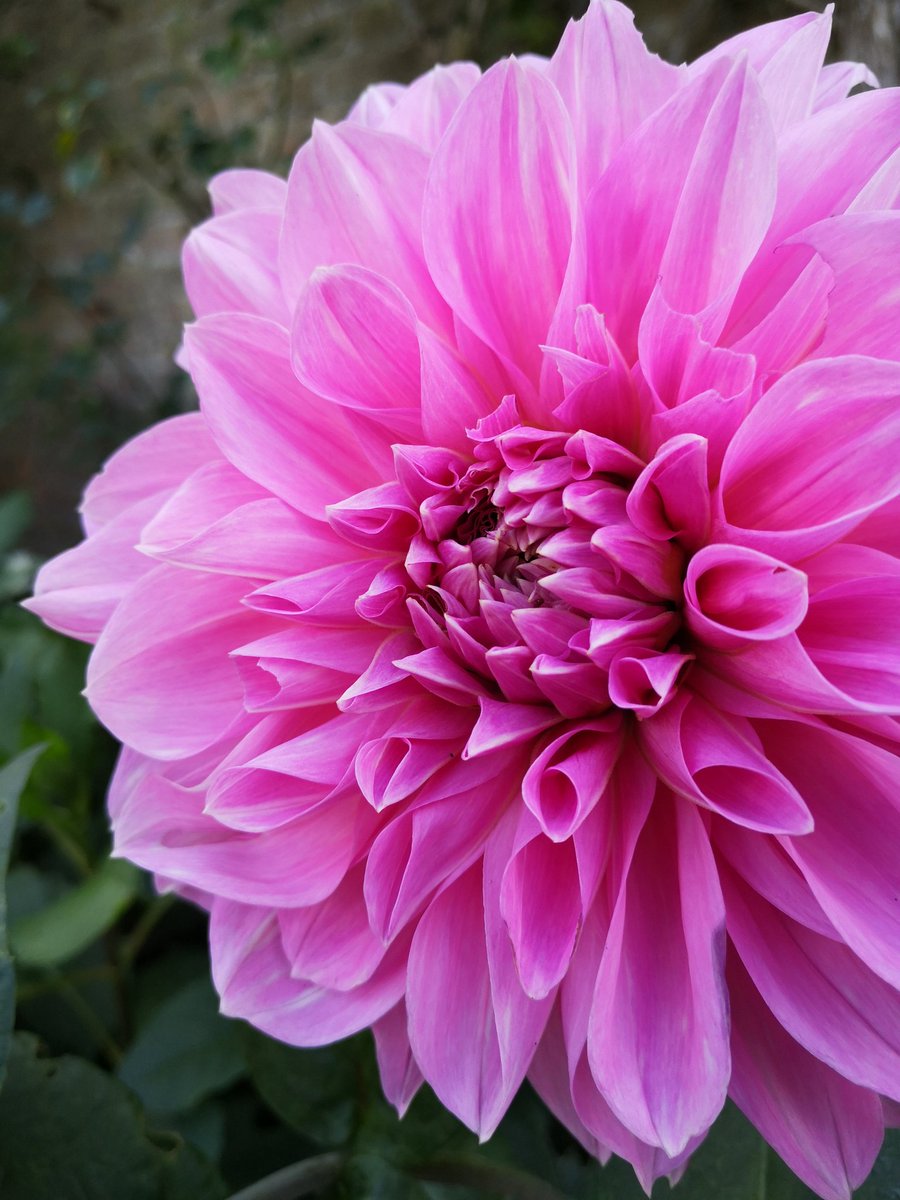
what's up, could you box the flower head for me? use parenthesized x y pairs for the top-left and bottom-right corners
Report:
(26, 4), (900, 1196)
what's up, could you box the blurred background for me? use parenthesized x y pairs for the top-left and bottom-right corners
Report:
(0, 3), (898, 1198)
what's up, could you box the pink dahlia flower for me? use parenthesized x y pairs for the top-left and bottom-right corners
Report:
(26, 3), (900, 1195)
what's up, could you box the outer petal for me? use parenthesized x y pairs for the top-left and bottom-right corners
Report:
(588, 797), (729, 1156)
(280, 120), (447, 330)
(546, 0), (680, 197)
(381, 62), (481, 151)
(86, 564), (265, 760)
(728, 953), (883, 1200)
(208, 168), (287, 214)
(724, 869), (900, 1102)
(585, 56), (776, 360)
(211, 900), (406, 1044)
(794, 213), (900, 362)
(182, 208), (288, 324)
(423, 59), (574, 392)
(79, 413), (218, 534)
(185, 313), (381, 518)
(719, 357), (900, 560)
(291, 264), (422, 441)
(761, 721), (900, 990)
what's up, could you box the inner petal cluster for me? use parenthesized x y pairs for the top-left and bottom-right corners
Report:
(331, 413), (701, 724)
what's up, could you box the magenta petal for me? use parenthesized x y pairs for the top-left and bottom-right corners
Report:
(423, 59), (573, 391)
(588, 798), (729, 1156)
(381, 62), (481, 151)
(684, 543), (809, 651)
(720, 356), (900, 560)
(728, 953), (883, 1200)
(499, 810), (582, 999)
(641, 693), (813, 834)
(724, 868), (900, 1102)
(522, 718), (622, 841)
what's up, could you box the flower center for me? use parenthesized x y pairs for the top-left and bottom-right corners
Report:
(349, 421), (697, 721)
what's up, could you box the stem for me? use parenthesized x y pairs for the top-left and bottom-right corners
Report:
(225, 1153), (343, 1200)
(44, 968), (123, 1068)
(16, 963), (117, 1002)
(756, 1138), (769, 1200)
(415, 1156), (572, 1200)
(118, 893), (176, 970)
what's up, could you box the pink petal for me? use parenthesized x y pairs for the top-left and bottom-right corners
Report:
(522, 717), (623, 841)
(588, 797), (729, 1156)
(373, 1002), (423, 1117)
(586, 56), (775, 361)
(212, 899), (406, 1045)
(692, 9), (831, 132)
(79, 413), (218, 534)
(86, 564), (264, 760)
(728, 953), (883, 1200)
(185, 314), (380, 518)
(641, 693), (813, 834)
(423, 59), (574, 391)
(183, 208), (288, 324)
(292, 265), (423, 441)
(208, 168), (286, 214)
(684, 543), (809, 651)
(794, 213), (900, 361)
(719, 356), (900, 560)
(547, 0), (680, 198)
(381, 62), (481, 151)
(25, 494), (162, 642)
(626, 434), (711, 550)
(280, 120), (447, 329)
(724, 868), (900, 1102)
(762, 722), (900, 990)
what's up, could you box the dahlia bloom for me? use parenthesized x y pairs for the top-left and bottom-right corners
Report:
(26, 3), (900, 1194)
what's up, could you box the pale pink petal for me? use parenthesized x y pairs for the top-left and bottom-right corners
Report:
(185, 313), (381, 518)
(208, 168), (287, 214)
(547, 0), (680, 197)
(212, 899), (407, 1044)
(381, 62), (481, 151)
(423, 59), (574, 391)
(813, 61), (879, 111)
(292, 265), (423, 441)
(280, 120), (447, 329)
(183, 208), (288, 324)
(793, 213), (900, 361)
(588, 798), (729, 1156)
(373, 1002), (423, 1116)
(86, 565), (266, 760)
(79, 413), (218, 534)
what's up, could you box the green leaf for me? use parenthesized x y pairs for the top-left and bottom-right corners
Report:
(857, 1129), (900, 1200)
(0, 744), (45, 1087)
(0, 491), (32, 555)
(10, 856), (139, 968)
(241, 1025), (360, 1147)
(118, 977), (245, 1114)
(0, 1034), (225, 1199)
